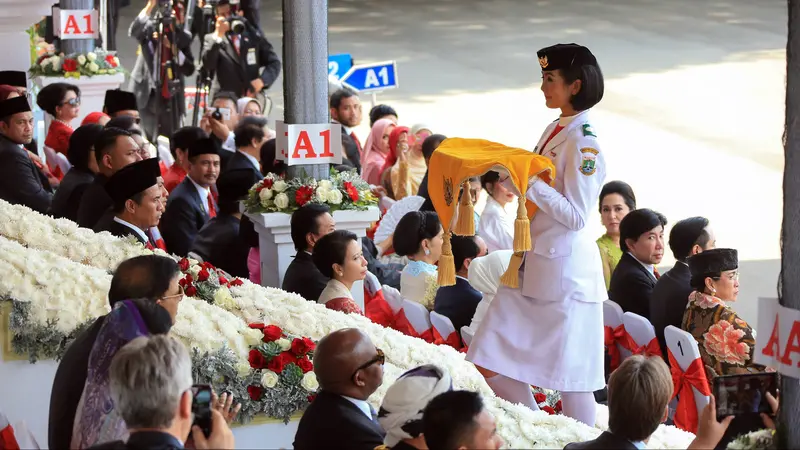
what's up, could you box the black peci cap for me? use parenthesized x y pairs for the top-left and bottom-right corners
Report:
(0, 71), (27, 88)
(188, 137), (220, 159)
(105, 158), (161, 204)
(0, 96), (32, 117)
(537, 43), (598, 71)
(216, 168), (256, 205)
(104, 89), (138, 115)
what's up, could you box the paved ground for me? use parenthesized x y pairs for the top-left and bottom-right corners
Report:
(116, 0), (788, 324)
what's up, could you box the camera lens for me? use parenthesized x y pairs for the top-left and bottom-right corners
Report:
(229, 18), (245, 34)
(212, 110), (223, 121)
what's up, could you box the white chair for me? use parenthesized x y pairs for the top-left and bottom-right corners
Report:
(381, 285), (404, 314)
(186, 252), (204, 262)
(401, 298), (432, 335)
(603, 300), (631, 361)
(43, 145), (71, 175)
(430, 311), (457, 342)
(461, 326), (474, 347)
(665, 325), (710, 431)
(622, 311), (659, 355)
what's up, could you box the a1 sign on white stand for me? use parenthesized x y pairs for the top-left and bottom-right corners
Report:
(755, 297), (800, 378)
(52, 8), (100, 39)
(275, 122), (342, 166)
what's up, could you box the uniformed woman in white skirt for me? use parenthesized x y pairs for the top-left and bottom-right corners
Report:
(466, 44), (607, 426)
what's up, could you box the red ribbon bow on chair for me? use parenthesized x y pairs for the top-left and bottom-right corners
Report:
(667, 348), (710, 433)
(392, 310), (434, 343)
(432, 327), (463, 350)
(631, 336), (663, 359)
(364, 289), (396, 328)
(604, 324), (630, 371)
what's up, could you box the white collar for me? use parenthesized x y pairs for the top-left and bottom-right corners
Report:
(113, 216), (149, 243)
(237, 150), (260, 172)
(341, 395), (372, 419)
(188, 176), (211, 200)
(319, 278), (353, 305)
(558, 113), (579, 127)
(628, 252), (656, 279)
(456, 275), (470, 282)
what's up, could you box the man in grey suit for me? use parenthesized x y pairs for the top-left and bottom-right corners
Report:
(129, 0), (195, 141)
(0, 96), (52, 213)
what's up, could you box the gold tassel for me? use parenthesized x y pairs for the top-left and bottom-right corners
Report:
(500, 252), (524, 288)
(513, 197), (532, 253)
(453, 180), (475, 236)
(437, 232), (456, 286)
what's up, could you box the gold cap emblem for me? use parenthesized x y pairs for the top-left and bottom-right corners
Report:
(538, 55), (548, 69)
(443, 177), (454, 206)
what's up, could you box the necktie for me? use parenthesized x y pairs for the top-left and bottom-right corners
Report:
(369, 406), (379, 425)
(350, 132), (363, 155)
(207, 192), (217, 218)
(232, 35), (241, 55)
(654, 267), (660, 280)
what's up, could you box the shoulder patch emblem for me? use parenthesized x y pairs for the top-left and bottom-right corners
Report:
(582, 124), (597, 138)
(579, 148), (598, 176)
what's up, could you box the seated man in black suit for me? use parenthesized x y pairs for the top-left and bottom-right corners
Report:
(361, 237), (403, 290)
(0, 96), (52, 213)
(565, 355), (729, 450)
(227, 115), (267, 180)
(190, 169), (253, 278)
(294, 328), (385, 450)
(48, 254), (182, 450)
(100, 158), (164, 247)
(160, 137), (221, 256)
(650, 216), (715, 358)
(609, 208), (667, 321)
(422, 390), (504, 450)
(282, 204), (336, 301)
(434, 235), (488, 333)
(77, 127), (142, 228)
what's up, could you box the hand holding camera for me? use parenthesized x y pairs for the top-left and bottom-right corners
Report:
(214, 16), (230, 38)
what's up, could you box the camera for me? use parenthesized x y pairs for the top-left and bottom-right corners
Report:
(227, 15), (246, 34)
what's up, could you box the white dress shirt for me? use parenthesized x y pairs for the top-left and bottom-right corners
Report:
(113, 216), (148, 243)
(238, 150), (261, 172)
(628, 252), (657, 281)
(340, 395), (372, 420)
(188, 177), (212, 213)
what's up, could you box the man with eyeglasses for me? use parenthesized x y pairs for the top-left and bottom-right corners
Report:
(48, 254), (183, 450)
(294, 328), (385, 450)
(650, 216), (716, 360)
(160, 137), (221, 256)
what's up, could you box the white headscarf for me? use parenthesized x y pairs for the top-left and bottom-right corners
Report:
(378, 364), (452, 447)
(237, 97), (261, 116)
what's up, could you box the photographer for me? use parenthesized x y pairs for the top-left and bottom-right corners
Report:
(129, 0), (196, 140)
(86, 334), (237, 449)
(201, 0), (280, 109)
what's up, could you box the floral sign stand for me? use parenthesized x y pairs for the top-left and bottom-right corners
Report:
(244, 170), (379, 309)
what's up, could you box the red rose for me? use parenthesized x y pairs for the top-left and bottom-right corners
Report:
(201, 262), (215, 270)
(248, 323), (265, 330)
(104, 54), (117, 67)
(555, 400), (562, 412)
(262, 325), (283, 342)
(178, 258), (190, 272)
(230, 279), (244, 287)
(542, 406), (556, 415)
(185, 286), (198, 297)
(248, 348), (266, 369)
(534, 392), (547, 404)
(197, 268), (210, 282)
(344, 181), (359, 202)
(63, 59), (78, 72)
(307, 394), (317, 403)
(295, 186), (314, 207)
(264, 178), (274, 189)
(297, 357), (313, 373)
(219, 276), (228, 285)
(267, 352), (290, 373)
(247, 385), (264, 401)
(291, 337), (314, 356)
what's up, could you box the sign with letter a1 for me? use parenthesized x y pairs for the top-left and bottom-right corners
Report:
(755, 297), (800, 378)
(275, 122), (342, 166)
(53, 8), (99, 39)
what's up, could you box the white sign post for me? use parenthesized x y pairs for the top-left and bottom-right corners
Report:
(755, 297), (800, 378)
(52, 8), (100, 39)
(275, 122), (342, 166)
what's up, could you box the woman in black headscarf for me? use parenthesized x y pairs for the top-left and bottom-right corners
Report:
(48, 124), (104, 221)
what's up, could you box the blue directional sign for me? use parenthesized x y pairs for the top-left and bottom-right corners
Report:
(328, 53), (353, 80)
(340, 61), (399, 93)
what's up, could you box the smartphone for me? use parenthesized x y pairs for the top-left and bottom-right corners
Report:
(713, 372), (778, 420)
(191, 384), (213, 438)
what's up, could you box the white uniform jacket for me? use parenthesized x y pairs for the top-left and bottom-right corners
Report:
(520, 110), (607, 303)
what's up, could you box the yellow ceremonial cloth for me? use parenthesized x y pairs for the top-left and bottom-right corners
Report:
(428, 138), (556, 231)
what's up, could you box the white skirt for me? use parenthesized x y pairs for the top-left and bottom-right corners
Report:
(466, 283), (605, 392)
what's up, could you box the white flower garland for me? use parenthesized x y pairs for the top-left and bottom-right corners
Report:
(0, 200), (695, 449)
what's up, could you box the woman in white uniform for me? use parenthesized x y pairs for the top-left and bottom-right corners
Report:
(478, 171), (516, 253)
(466, 43), (607, 426)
